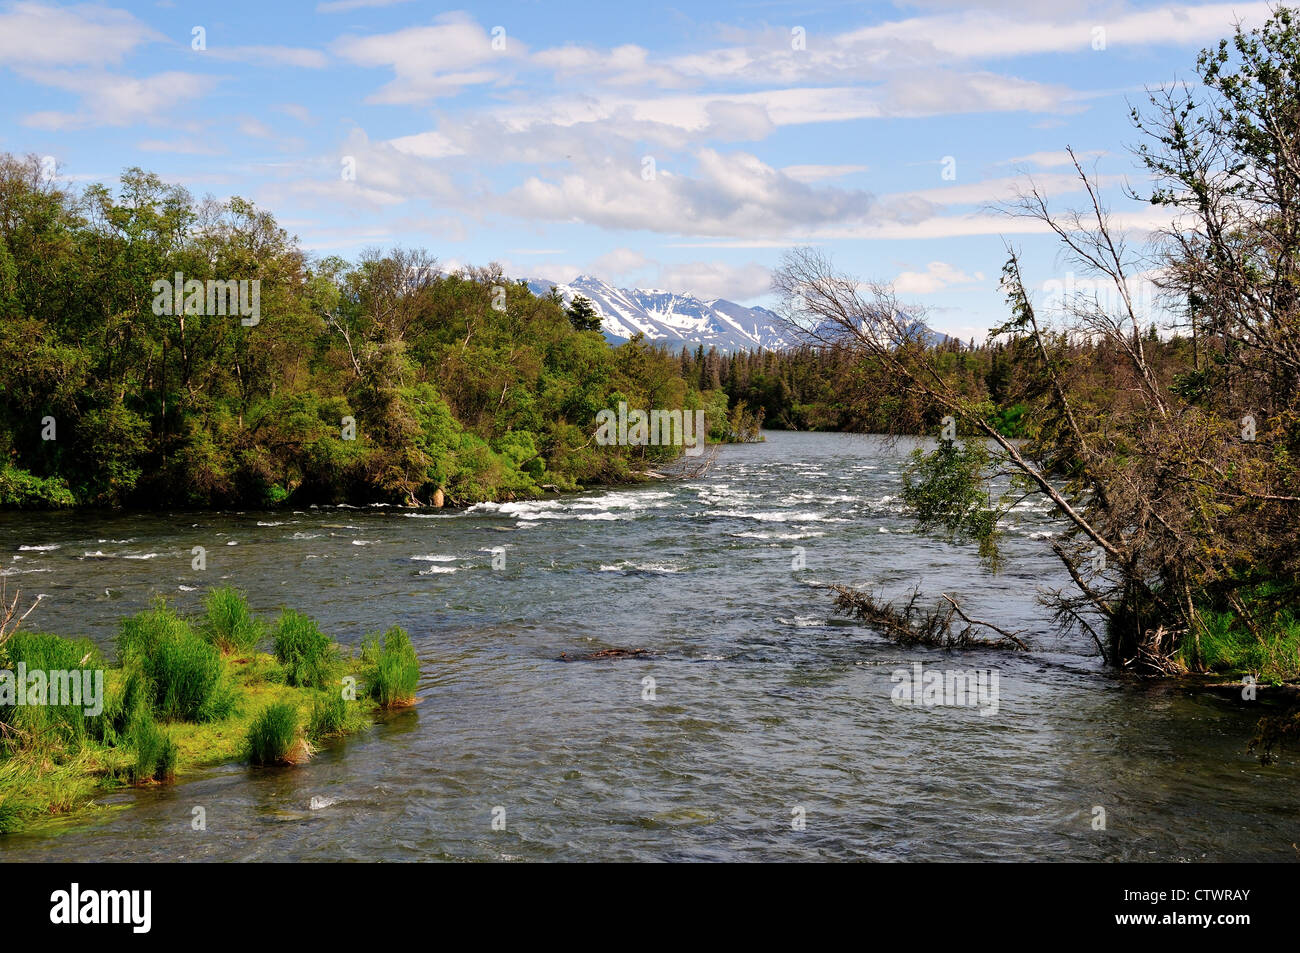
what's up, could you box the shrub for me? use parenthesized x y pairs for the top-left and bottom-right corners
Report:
(360, 626), (420, 708)
(124, 713), (177, 784)
(117, 603), (231, 722)
(246, 702), (310, 765)
(201, 587), (263, 655)
(273, 610), (338, 688)
(0, 464), (76, 508)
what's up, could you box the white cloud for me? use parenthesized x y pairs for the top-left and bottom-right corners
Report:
(893, 261), (985, 294)
(899, 171), (1122, 206)
(332, 12), (525, 104)
(782, 164), (868, 182)
(653, 260), (771, 301)
(276, 103), (313, 123)
(21, 69), (214, 129)
(0, 1), (163, 68)
(502, 147), (900, 237)
(137, 137), (223, 155)
(591, 248), (653, 278)
(837, 2), (1276, 61)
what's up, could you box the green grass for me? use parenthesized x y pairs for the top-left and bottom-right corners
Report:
(201, 587), (264, 655)
(360, 626), (420, 708)
(273, 609), (339, 689)
(1, 631), (101, 752)
(1178, 607), (1300, 682)
(123, 713), (176, 784)
(118, 602), (234, 722)
(0, 593), (405, 834)
(308, 691), (349, 740)
(246, 702), (306, 766)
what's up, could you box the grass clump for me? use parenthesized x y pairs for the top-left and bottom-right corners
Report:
(273, 609), (339, 689)
(0, 631), (101, 752)
(308, 691), (350, 741)
(118, 602), (234, 722)
(360, 626), (420, 708)
(201, 587), (263, 655)
(123, 713), (177, 784)
(246, 702), (310, 765)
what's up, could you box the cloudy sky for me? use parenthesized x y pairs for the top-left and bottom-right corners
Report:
(0, 0), (1277, 339)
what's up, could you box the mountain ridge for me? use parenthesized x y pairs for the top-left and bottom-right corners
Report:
(525, 275), (794, 351)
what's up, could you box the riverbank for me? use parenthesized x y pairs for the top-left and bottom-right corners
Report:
(0, 590), (419, 835)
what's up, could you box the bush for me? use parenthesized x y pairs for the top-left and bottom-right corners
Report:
(1, 631), (100, 751)
(124, 713), (176, 784)
(360, 626), (420, 708)
(201, 587), (263, 655)
(246, 702), (309, 765)
(117, 603), (232, 722)
(0, 464), (76, 508)
(272, 610), (338, 688)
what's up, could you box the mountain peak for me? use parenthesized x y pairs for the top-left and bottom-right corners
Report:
(526, 276), (791, 351)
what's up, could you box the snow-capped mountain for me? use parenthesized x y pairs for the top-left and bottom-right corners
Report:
(525, 275), (794, 351)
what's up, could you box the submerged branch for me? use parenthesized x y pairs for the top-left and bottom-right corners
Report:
(831, 585), (1029, 652)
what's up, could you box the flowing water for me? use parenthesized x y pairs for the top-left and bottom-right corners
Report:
(1, 431), (1296, 861)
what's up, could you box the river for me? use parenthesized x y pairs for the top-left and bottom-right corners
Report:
(1, 431), (1295, 861)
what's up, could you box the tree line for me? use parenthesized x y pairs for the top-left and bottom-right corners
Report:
(0, 161), (737, 509)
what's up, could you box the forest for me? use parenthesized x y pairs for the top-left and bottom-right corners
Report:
(0, 159), (757, 510)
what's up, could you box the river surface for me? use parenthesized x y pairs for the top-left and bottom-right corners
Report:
(1, 431), (1295, 861)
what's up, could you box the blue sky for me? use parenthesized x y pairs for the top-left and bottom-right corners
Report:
(0, 0), (1278, 339)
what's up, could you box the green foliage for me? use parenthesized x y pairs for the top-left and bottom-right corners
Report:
(901, 440), (1003, 570)
(0, 465), (75, 508)
(360, 626), (420, 708)
(201, 587), (263, 655)
(1178, 582), (1300, 681)
(0, 154), (724, 509)
(273, 609), (338, 688)
(245, 702), (300, 765)
(117, 603), (232, 722)
(565, 295), (602, 332)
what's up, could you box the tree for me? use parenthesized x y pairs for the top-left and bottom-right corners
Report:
(774, 2), (1300, 677)
(565, 295), (602, 333)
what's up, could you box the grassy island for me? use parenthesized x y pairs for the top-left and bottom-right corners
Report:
(0, 586), (420, 834)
